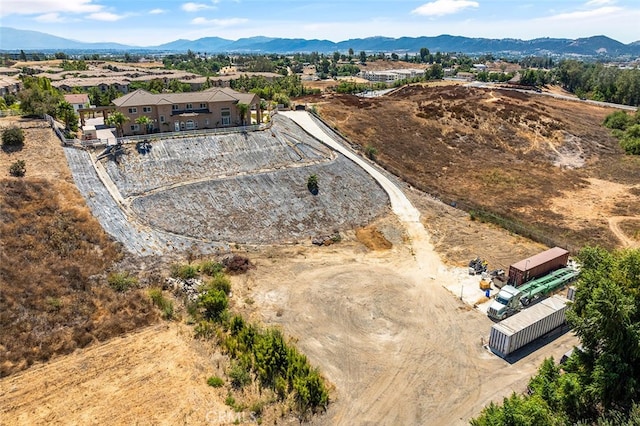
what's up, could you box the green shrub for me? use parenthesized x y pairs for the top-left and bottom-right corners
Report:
(9, 160), (26, 177)
(207, 376), (224, 388)
(107, 271), (137, 292)
(307, 174), (318, 194)
(199, 288), (228, 322)
(170, 263), (198, 280)
(200, 260), (224, 276)
(148, 288), (174, 320)
(364, 145), (378, 160)
(207, 273), (232, 295)
(2, 126), (25, 147)
(229, 361), (251, 389)
(603, 110), (632, 130)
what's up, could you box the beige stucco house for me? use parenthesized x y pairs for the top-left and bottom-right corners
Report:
(111, 88), (261, 136)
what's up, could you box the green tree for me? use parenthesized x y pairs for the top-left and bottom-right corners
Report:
(18, 76), (62, 116)
(135, 115), (152, 134)
(359, 51), (367, 64)
(56, 101), (78, 131)
(236, 102), (249, 126)
(428, 63), (444, 80)
(105, 111), (129, 137)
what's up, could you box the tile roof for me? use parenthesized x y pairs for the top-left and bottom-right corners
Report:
(112, 88), (258, 107)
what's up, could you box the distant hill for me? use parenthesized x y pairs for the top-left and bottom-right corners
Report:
(2, 26), (640, 58)
(0, 27), (132, 51)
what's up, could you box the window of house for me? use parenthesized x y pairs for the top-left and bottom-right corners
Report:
(204, 118), (209, 126)
(200, 103), (207, 109)
(172, 105), (179, 111)
(128, 107), (137, 114)
(160, 115), (165, 123)
(221, 108), (231, 125)
(186, 103), (193, 110)
(186, 120), (195, 130)
(143, 106), (152, 113)
(130, 124), (140, 131)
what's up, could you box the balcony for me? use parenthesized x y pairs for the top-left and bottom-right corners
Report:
(170, 107), (210, 116)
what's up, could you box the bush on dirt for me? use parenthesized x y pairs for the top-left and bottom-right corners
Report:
(171, 263), (198, 280)
(148, 288), (174, 320)
(200, 260), (224, 276)
(206, 273), (232, 296)
(222, 254), (254, 274)
(107, 271), (138, 292)
(364, 145), (378, 160)
(2, 126), (25, 147)
(207, 376), (224, 388)
(9, 160), (26, 177)
(199, 288), (228, 322)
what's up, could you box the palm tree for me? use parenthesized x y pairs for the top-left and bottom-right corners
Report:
(237, 102), (249, 126)
(135, 115), (152, 134)
(105, 111), (128, 137)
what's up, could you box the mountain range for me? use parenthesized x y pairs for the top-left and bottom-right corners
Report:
(2, 27), (640, 58)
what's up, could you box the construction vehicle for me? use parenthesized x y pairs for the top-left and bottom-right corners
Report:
(468, 257), (488, 275)
(487, 267), (578, 320)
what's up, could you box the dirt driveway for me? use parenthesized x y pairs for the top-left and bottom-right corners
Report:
(239, 216), (577, 425)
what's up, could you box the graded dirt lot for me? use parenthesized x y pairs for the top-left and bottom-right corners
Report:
(307, 83), (640, 252)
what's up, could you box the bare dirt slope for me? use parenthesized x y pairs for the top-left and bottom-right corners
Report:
(309, 84), (640, 251)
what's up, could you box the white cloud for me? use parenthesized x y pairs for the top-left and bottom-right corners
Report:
(1, 0), (102, 16)
(149, 9), (166, 15)
(87, 12), (125, 21)
(191, 17), (248, 26)
(182, 2), (215, 12)
(585, 0), (616, 6)
(35, 12), (67, 23)
(412, 0), (479, 17)
(545, 6), (623, 21)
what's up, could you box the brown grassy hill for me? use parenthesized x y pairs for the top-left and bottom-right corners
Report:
(310, 84), (640, 251)
(0, 118), (157, 377)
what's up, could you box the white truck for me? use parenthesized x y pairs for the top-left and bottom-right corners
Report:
(487, 267), (578, 320)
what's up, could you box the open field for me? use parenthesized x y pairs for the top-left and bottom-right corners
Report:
(308, 83), (640, 253)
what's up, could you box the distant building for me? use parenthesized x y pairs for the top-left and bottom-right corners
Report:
(359, 68), (426, 83)
(111, 88), (261, 136)
(0, 76), (21, 97)
(63, 93), (91, 112)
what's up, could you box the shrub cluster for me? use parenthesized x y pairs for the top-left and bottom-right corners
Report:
(2, 126), (25, 147)
(603, 110), (640, 154)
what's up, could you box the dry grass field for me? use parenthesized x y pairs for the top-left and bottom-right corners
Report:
(307, 83), (640, 253)
(0, 117), (157, 377)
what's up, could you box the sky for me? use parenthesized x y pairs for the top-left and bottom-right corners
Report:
(1, 0), (639, 46)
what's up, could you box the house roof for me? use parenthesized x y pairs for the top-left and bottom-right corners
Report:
(64, 93), (90, 104)
(112, 88), (259, 107)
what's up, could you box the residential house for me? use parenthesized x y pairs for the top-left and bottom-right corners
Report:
(0, 76), (21, 97)
(111, 88), (261, 136)
(63, 93), (91, 112)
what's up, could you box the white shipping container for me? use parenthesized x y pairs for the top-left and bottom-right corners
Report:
(489, 295), (569, 358)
